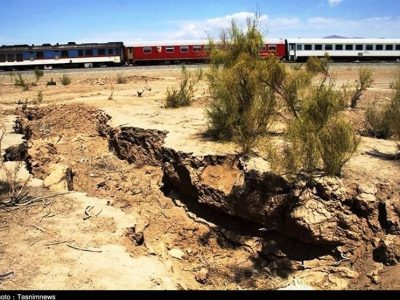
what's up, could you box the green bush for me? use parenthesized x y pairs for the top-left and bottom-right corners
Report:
(14, 74), (29, 91)
(165, 66), (202, 108)
(34, 67), (44, 83)
(350, 68), (373, 108)
(60, 74), (71, 85)
(319, 117), (360, 176)
(365, 105), (393, 139)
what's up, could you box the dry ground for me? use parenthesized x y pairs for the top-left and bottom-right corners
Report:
(0, 63), (400, 290)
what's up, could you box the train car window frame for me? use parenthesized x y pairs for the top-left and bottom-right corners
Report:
(165, 46), (175, 53)
(366, 44), (373, 51)
(85, 49), (93, 56)
(296, 44), (302, 50)
(315, 44), (323, 51)
(345, 45), (353, 51)
(268, 45), (277, 52)
(78, 50), (83, 57)
(61, 50), (69, 58)
(16, 53), (23, 62)
(376, 44), (383, 51)
(98, 49), (106, 56)
(143, 47), (152, 54)
(304, 44), (312, 51)
(180, 46), (189, 53)
(109, 49), (114, 55)
(193, 45), (202, 52)
(325, 44), (333, 51)
(0, 53), (5, 62)
(386, 45), (393, 51)
(396, 45), (400, 50)
(36, 51), (44, 59)
(356, 44), (363, 51)
(335, 45), (343, 51)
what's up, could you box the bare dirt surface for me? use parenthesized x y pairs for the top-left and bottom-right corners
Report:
(1, 64), (400, 290)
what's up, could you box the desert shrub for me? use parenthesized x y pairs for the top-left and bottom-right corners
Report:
(305, 55), (330, 78)
(34, 67), (44, 83)
(319, 117), (360, 176)
(206, 18), (276, 155)
(14, 74), (29, 91)
(350, 68), (373, 108)
(284, 83), (359, 176)
(116, 74), (127, 84)
(33, 90), (44, 105)
(47, 78), (56, 86)
(61, 74), (71, 85)
(364, 104), (393, 139)
(165, 65), (202, 108)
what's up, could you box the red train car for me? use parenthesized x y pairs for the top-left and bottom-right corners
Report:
(124, 39), (286, 64)
(125, 41), (208, 64)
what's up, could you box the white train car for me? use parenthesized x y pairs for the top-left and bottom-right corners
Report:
(286, 38), (400, 61)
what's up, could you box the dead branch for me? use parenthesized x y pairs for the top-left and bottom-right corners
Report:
(31, 224), (45, 233)
(66, 243), (102, 253)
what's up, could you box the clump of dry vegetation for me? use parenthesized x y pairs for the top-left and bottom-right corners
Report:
(350, 68), (374, 108)
(116, 73), (127, 84)
(206, 17), (360, 175)
(14, 74), (29, 91)
(165, 65), (202, 108)
(34, 67), (44, 84)
(61, 74), (71, 85)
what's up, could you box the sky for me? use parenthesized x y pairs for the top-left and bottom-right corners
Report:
(1, 0), (399, 45)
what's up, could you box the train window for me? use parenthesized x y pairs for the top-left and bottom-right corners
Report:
(85, 49), (93, 56)
(386, 45), (393, 51)
(98, 49), (106, 56)
(36, 51), (43, 59)
(143, 47), (151, 54)
(61, 50), (69, 58)
(7, 53), (15, 61)
(268, 45), (277, 52)
(78, 50), (83, 56)
(16, 53), (23, 61)
(356, 44), (363, 51)
(335, 45), (343, 50)
(396, 45), (400, 50)
(366, 45), (373, 51)
(0, 53), (5, 62)
(325, 44), (333, 50)
(166, 46), (175, 53)
(315, 44), (322, 51)
(259, 45), (266, 51)
(345, 45), (353, 50)
(180, 46), (189, 53)
(193, 45), (202, 52)
(376, 45), (383, 51)
(115, 48), (120, 55)
(296, 44), (302, 50)
(304, 44), (312, 50)
(109, 49), (114, 55)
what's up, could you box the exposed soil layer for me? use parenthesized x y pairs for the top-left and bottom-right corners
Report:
(10, 103), (400, 289)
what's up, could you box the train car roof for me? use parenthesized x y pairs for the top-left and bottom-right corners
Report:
(125, 38), (285, 47)
(0, 42), (124, 50)
(286, 38), (400, 44)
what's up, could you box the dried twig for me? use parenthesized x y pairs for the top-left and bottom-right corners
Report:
(0, 271), (15, 282)
(83, 205), (94, 220)
(31, 224), (45, 233)
(45, 240), (69, 246)
(66, 243), (102, 253)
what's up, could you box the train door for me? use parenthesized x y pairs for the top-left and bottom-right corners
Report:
(288, 43), (296, 61)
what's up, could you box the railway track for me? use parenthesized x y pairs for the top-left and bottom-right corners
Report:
(1, 61), (399, 75)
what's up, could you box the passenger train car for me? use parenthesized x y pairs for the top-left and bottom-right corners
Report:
(286, 38), (400, 61)
(1, 37), (399, 70)
(0, 42), (124, 70)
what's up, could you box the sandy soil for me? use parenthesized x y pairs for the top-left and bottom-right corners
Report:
(1, 64), (400, 290)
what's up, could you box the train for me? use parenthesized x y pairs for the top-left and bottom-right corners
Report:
(1, 38), (400, 70)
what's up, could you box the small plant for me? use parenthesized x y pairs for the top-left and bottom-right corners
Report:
(34, 67), (44, 83)
(36, 90), (43, 105)
(61, 74), (71, 85)
(165, 65), (202, 108)
(116, 74), (127, 84)
(364, 104), (393, 139)
(46, 78), (56, 86)
(14, 74), (29, 91)
(9, 72), (15, 84)
(108, 85), (114, 100)
(350, 68), (373, 108)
